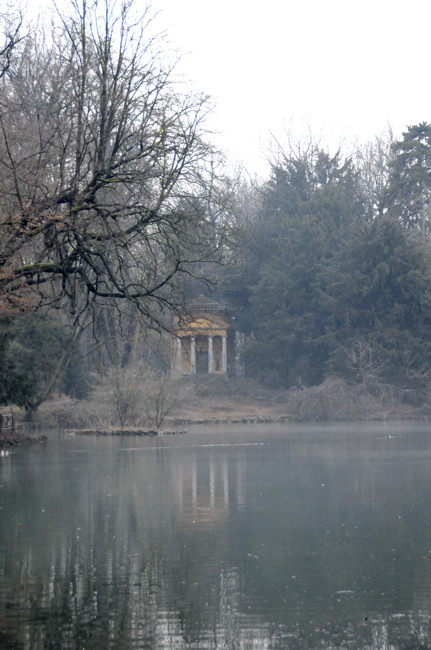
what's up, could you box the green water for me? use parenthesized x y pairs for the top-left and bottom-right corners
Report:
(1, 422), (431, 649)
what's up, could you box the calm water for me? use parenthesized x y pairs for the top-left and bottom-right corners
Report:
(1, 422), (431, 649)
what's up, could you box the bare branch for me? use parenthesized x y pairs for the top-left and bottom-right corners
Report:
(0, 0), (229, 331)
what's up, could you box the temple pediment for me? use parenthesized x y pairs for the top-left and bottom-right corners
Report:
(176, 317), (229, 337)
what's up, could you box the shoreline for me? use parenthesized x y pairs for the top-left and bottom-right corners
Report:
(73, 427), (187, 436)
(0, 431), (47, 447)
(3, 374), (428, 445)
(2, 412), (430, 445)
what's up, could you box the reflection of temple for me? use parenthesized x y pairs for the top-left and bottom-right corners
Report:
(171, 296), (237, 376)
(172, 452), (246, 525)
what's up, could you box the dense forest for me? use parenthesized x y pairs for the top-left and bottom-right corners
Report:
(2, 1), (431, 419)
(222, 126), (431, 405)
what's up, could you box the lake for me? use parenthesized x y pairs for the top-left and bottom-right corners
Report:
(1, 421), (431, 649)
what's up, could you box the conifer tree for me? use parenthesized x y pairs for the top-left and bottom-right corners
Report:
(385, 122), (431, 233)
(322, 216), (431, 401)
(227, 145), (362, 386)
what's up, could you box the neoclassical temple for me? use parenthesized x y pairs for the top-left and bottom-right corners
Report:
(171, 296), (237, 376)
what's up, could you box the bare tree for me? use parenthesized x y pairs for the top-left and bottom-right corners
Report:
(105, 361), (144, 428)
(148, 371), (183, 429)
(347, 335), (385, 391)
(104, 361), (188, 429)
(0, 4), (24, 79)
(0, 0), (228, 328)
(354, 128), (394, 220)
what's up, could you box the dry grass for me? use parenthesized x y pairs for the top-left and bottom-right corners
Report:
(282, 377), (418, 421)
(20, 375), (429, 430)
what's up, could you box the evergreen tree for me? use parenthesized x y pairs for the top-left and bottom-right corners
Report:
(227, 147), (363, 387)
(0, 318), (33, 406)
(0, 313), (91, 416)
(322, 216), (431, 401)
(10, 313), (91, 416)
(385, 122), (431, 233)
(225, 136), (431, 400)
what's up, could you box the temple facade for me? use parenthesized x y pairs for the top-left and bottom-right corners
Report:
(171, 296), (237, 376)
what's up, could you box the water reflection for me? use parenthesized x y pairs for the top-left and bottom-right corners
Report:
(1, 423), (431, 648)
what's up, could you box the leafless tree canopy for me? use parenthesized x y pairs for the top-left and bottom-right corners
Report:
(0, 4), (23, 80)
(0, 0), (227, 328)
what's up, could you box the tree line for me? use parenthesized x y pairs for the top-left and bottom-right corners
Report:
(224, 124), (431, 405)
(0, 0), (233, 417)
(2, 0), (431, 416)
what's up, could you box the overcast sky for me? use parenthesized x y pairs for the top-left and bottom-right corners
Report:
(150, 0), (431, 177)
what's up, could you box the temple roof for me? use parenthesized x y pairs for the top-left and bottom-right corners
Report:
(188, 295), (226, 314)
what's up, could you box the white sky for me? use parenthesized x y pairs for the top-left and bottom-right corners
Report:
(150, 0), (431, 177)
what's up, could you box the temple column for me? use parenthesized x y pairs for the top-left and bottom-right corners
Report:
(176, 337), (182, 373)
(208, 336), (213, 373)
(191, 458), (197, 512)
(222, 335), (227, 373)
(209, 458), (215, 507)
(223, 459), (229, 507)
(191, 336), (196, 374)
